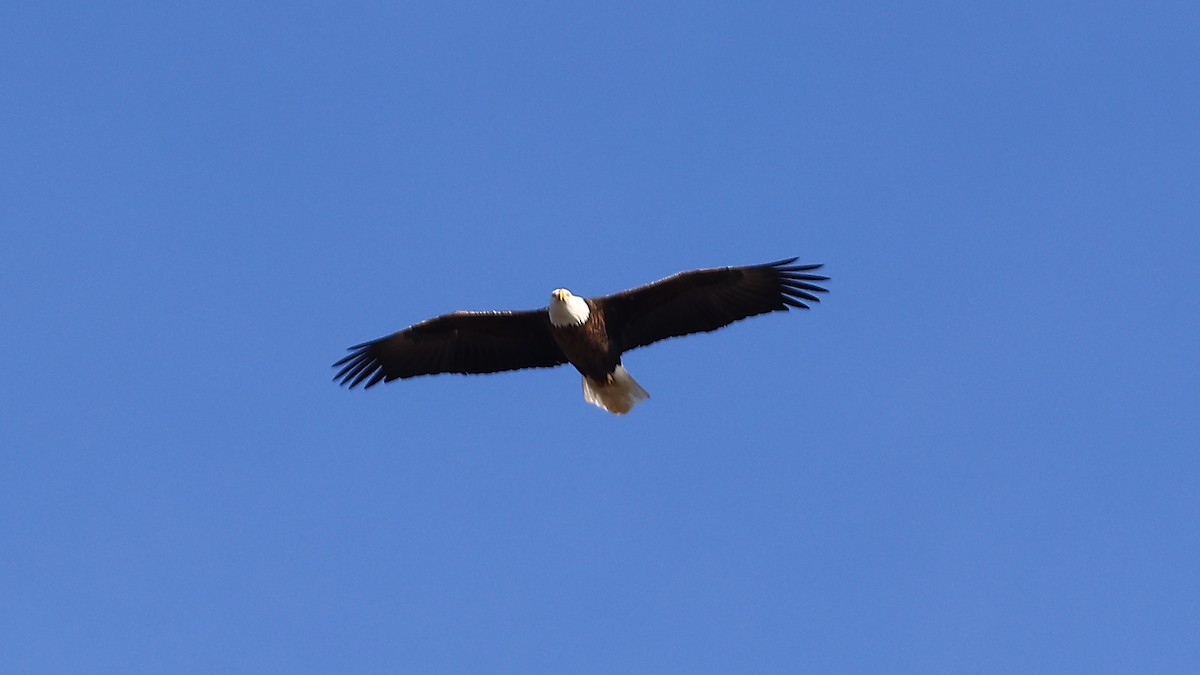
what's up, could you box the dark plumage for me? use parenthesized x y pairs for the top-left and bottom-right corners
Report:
(332, 310), (566, 389)
(595, 258), (827, 351)
(333, 258), (828, 413)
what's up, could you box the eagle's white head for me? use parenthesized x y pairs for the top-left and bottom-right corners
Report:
(549, 288), (590, 327)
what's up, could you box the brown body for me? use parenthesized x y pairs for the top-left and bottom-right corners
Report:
(550, 299), (620, 382)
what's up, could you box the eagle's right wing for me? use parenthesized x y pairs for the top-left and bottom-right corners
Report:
(333, 310), (567, 388)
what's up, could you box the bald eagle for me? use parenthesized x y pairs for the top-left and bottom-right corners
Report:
(333, 258), (828, 414)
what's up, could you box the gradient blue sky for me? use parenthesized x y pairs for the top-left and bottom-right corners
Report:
(3, 2), (1198, 672)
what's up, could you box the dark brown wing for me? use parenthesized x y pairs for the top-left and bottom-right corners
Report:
(596, 258), (829, 352)
(333, 310), (567, 388)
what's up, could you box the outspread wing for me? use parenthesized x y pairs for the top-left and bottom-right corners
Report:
(596, 258), (829, 352)
(333, 310), (567, 388)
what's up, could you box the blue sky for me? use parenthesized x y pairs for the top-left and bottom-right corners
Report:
(3, 2), (1198, 672)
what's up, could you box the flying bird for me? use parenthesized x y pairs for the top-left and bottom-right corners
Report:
(333, 258), (828, 414)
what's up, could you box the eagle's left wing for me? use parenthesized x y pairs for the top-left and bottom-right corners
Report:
(596, 258), (828, 352)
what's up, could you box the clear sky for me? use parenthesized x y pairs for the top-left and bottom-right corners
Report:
(3, 2), (1198, 672)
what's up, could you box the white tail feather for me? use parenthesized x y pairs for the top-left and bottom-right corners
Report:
(582, 365), (649, 415)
